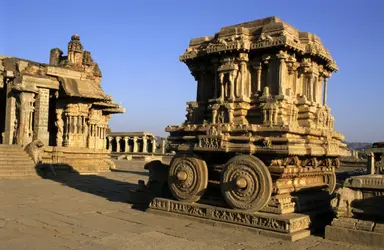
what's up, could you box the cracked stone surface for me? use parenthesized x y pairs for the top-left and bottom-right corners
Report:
(0, 160), (381, 250)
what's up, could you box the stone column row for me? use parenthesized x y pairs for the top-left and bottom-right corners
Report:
(65, 115), (89, 135)
(107, 136), (158, 153)
(89, 124), (107, 139)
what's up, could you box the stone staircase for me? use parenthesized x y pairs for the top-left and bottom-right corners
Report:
(0, 144), (39, 178)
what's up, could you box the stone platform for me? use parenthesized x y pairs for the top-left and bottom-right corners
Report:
(325, 218), (384, 248)
(325, 173), (384, 248)
(148, 197), (311, 241)
(0, 159), (380, 249)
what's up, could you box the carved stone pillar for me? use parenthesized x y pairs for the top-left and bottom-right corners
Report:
(212, 109), (217, 124)
(55, 109), (64, 147)
(73, 116), (78, 134)
(4, 80), (17, 144)
(82, 116), (87, 134)
(16, 92), (35, 146)
(33, 88), (49, 145)
(142, 135), (148, 153)
(103, 128), (108, 150)
(219, 73), (224, 101)
(323, 77), (328, 106)
(107, 136), (113, 151)
(63, 115), (70, 147)
(255, 63), (262, 95)
(152, 138), (156, 153)
(161, 138), (166, 154)
(115, 136), (121, 152)
(123, 136), (129, 152)
(238, 53), (249, 98)
(133, 136), (138, 153)
(367, 152), (375, 175)
(306, 76), (313, 102)
(262, 55), (271, 93)
(277, 51), (288, 96)
(229, 71), (236, 100)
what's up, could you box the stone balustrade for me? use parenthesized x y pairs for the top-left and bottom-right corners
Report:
(107, 132), (168, 155)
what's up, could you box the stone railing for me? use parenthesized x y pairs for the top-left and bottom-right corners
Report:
(107, 132), (169, 160)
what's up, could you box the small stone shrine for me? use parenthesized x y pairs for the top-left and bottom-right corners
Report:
(0, 35), (124, 173)
(140, 16), (348, 240)
(326, 142), (384, 247)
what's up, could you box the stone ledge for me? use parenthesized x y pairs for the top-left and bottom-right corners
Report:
(148, 206), (310, 242)
(147, 197), (311, 241)
(325, 224), (384, 248)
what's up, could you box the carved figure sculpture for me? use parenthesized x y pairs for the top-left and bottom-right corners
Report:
(24, 139), (45, 164)
(331, 187), (363, 218)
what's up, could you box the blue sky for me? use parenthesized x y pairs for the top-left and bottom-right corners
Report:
(1, 0), (383, 142)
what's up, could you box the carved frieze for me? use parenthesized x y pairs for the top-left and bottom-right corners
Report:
(149, 198), (310, 234)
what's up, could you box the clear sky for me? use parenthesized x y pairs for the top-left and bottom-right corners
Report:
(1, 0), (383, 142)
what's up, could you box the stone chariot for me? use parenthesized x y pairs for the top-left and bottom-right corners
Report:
(164, 17), (348, 215)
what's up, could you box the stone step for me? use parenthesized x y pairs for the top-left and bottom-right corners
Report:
(0, 165), (36, 171)
(0, 146), (25, 150)
(0, 150), (31, 153)
(0, 145), (38, 177)
(0, 168), (38, 173)
(0, 163), (35, 168)
(0, 156), (33, 161)
(0, 144), (23, 148)
(0, 169), (36, 173)
(0, 151), (30, 155)
(0, 148), (28, 152)
(0, 171), (39, 177)
(0, 160), (35, 164)
(0, 167), (36, 171)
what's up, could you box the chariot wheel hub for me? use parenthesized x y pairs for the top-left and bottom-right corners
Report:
(235, 177), (247, 189)
(176, 171), (188, 181)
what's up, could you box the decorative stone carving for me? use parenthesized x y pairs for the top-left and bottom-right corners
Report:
(331, 187), (363, 218)
(24, 139), (45, 164)
(55, 109), (64, 146)
(326, 142), (384, 247)
(163, 17), (347, 225)
(0, 34), (124, 173)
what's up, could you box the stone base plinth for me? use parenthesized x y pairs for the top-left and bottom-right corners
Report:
(42, 147), (115, 174)
(148, 197), (311, 241)
(112, 152), (165, 162)
(325, 217), (384, 247)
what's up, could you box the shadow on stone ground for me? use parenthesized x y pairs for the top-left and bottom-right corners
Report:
(110, 168), (149, 176)
(35, 163), (144, 206)
(34, 163), (366, 239)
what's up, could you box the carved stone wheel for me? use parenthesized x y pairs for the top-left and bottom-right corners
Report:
(324, 172), (336, 194)
(168, 154), (208, 202)
(220, 155), (272, 211)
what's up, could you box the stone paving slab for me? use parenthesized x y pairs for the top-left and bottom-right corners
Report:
(0, 160), (382, 250)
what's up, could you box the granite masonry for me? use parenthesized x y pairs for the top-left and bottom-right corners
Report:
(0, 35), (124, 174)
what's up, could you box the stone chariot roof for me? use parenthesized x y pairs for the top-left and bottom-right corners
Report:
(180, 16), (337, 72)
